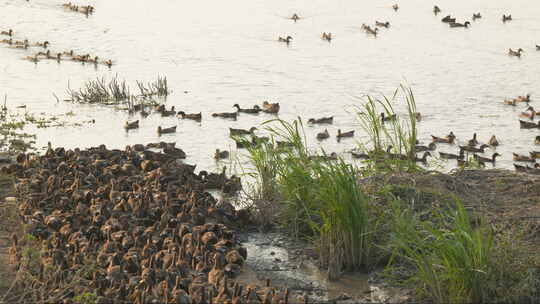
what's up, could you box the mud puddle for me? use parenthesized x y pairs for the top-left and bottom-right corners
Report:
(237, 232), (411, 303)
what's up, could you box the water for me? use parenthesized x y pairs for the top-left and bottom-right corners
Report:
(1, 0), (540, 172)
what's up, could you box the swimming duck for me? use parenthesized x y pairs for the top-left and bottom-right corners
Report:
(392, 4), (399, 11)
(516, 94), (531, 102)
(502, 14), (512, 22)
(520, 106), (535, 120)
(449, 21), (470, 28)
(308, 116), (333, 124)
(472, 13), (482, 20)
(309, 152), (338, 161)
(508, 48), (523, 57)
(160, 106), (176, 117)
(460, 144), (489, 153)
(441, 15), (456, 23)
(262, 101), (280, 113)
(87, 56), (99, 64)
(177, 111), (202, 121)
(414, 112), (422, 121)
(290, 13), (300, 22)
(124, 120), (139, 130)
(519, 119), (540, 129)
(529, 151), (540, 159)
(157, 126), (177, 135)
(439, 150), (464, 160)
(537, 45), (540, 51)
(381, 112), (396, 122)
(321, 32), (332, 41)
(1, 29), (13, 36)
(488, 135), (499, 146)
(474, 153), (500, 164)
(316, 129), (330, 140)
(365, 27), (378, 36)
(103, 59), (113, 67)
(468, 133), (479, 146)
(415, 142), (436, 152)
(503, 99), (517, 106)
(24, 54), (39, 63)
(0, 38), (12, 44)
(62, 50), (74, 57)
(214, 149), (229, 160)
(375, 21), (390, 28)
(233, 104), (261, 114)
(536, 136), (540, 145)
(349, 151), (370, 160)
(278, 36), (293, 44)
(34, 41), (49, 48)
(415, 152), (431, 163)
(11, 42), (28, 49)
(433, 6), (441, 15)
(337, 129), (354, 138)
(212, 112), (238, 119)
(431, 131), (456, 144)
(229, 127), (257, 136)
(513, 152), (535, 162)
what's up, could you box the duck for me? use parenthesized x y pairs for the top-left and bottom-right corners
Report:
(290, 13), (300, 22)
(160, 106), (176, 117)
(519, 119), (540, 129)
(503, 99), (517, 106)
(513, 152), (535, 162)
(529, 151), (540, 159)
(157, 126), (177, 135)
(508, 48), (523, 57)
(433, 6), (441, 15)
(103, 59), (113, 67)
(468, 133), (479, 146)
(537, 45), (540, 51)
(365, 27), (378, 36)
(502, 14), (512, 22)
(308, 116), (333, 124)
(24, 54), (39, 63)
(415, 152), (431, 163)
(337, 129), (354, 138)
(278, 36), (293, 44)
(474, 153), (501, 164)
(380, 112), (396, 122)
(124, 120), (139, 130)
(472, 13), (482, 20)
(449, 21), (471, 28)
(536, 136), (540, 145)
(441, 15), (456, 23)
(0, 38), (12, 44)
(214, 149), (229, 160)
(177, 111), (202, 121)
(309, 152), (338, 161)
(516, 94), (531, 102)
(375, 21), (390, 28)
(439, 150), (464, 160)
(233, 104), (261, 114)
(1, 29), (13, 36)
(413, 112), (422, 121)
(514, 164), (540, 174)
(34, 41), (50, 48)
(392, 4), (399, 11)
(316, 129), (330, 140)
(520, 106), (535, 120)
(321, 32), (332, 41)
(62, 50), (74, 57)
(229, 127), (257, 136)
(488, 135), (499, 146)
(415, 142), (436, 152)
(460, 144), (489, 153)
(351, 151), (370, 159)
(212, 112), (238, 120)
(262, 101), (280, 113)
(431, 131), (456, 144)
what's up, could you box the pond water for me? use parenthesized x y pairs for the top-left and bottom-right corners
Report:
(1, 0), (540, 172)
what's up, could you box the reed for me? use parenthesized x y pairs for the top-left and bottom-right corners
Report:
(241, 118), (382, 277)
(66, 75), (168, 106)
(355, 85), (421, 173)
(387, 197), (497, 303)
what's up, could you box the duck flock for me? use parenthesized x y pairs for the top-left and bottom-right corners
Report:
(3, 144), (309, 304)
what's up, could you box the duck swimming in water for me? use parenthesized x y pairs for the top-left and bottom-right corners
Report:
(278, 36), (293, 44)
(508, 48), (523, 57)
(1, 29), (13, 36)
(290, 13), (300, 22)
(449, 21), (470, 28)
(472, 13), (482, 21)
(321, 32), (332, 41)
(433, 6), (441, 15)
(502, 14), (512, 22)
(375, 21), (390, 28)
